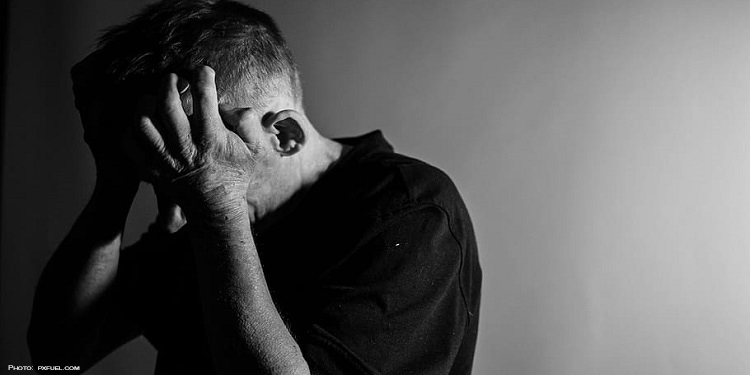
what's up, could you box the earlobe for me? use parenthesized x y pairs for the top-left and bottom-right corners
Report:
(264, 110), (306, 156)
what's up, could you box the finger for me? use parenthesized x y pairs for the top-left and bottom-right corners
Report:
(158, 73), (193, 158)
(154, 184), (174, 212)
(134, 96), (178, 179)
(153, 185), (187, 233)
(121, 121), (151, 181)
(190, 66), (222, 138)
(154, 184), (179, 218)
(135, 96), (165, 150)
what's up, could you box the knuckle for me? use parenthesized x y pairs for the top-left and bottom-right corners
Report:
(162, 102), (182, 119)
(193, 67), (217, 96)
(187, 147), (202, 165)
(178, 137), (195, 159)
(195, 84), (215, 99)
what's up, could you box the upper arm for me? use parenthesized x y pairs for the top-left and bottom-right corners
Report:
(299, 205), (474, 374)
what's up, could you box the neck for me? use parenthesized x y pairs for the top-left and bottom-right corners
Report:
(251, 131), (344, 231)
(300, 135), (344, 187)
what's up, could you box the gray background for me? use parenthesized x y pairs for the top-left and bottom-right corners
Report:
(3, 0), (750, 374)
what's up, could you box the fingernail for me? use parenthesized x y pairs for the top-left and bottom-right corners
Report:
(177, 77), (190, 94)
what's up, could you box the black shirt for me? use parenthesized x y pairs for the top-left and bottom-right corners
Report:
(119, 131), (482, 374)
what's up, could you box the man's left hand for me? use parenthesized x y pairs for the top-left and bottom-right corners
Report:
(128, 66), (260, 219)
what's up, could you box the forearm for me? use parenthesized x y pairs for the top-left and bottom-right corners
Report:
(189, 196), (309, 375)
(28, 180), (137, 363)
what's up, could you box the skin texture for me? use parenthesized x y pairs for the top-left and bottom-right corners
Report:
(28, 63), (343, 374)
(132, 67), (309, 374)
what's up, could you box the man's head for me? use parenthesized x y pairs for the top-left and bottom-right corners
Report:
(93, 0), (301, 111)
(73, 0), (343, 223)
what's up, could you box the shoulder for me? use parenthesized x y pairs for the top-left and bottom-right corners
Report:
(331, 131), (461, 212)
(302, 148), (481, 373)
(388, 153), (462, 209)
(342, 149), (465, 221)
(311, 131), (478, 264)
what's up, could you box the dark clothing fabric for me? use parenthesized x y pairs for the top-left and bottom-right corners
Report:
(118, 131), (482, 374)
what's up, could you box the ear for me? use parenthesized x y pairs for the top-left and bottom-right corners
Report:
(263, 109), (306, 156)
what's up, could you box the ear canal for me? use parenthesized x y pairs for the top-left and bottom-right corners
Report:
(274, 117), (305, 155)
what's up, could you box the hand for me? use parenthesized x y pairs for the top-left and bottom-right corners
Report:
(71, 52), (139, 189)
(129, 66), (262, 218)
(154, 185), (187, 233)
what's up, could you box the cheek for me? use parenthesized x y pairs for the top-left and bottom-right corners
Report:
(244, 137), (278, 172)
(245, 143), (283, 193)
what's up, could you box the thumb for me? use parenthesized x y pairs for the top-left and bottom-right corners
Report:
(153, 185), (186, 233)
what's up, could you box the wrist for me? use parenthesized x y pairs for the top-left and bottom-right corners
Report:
(182, 185), (248, 226)
(170, 165), (249, 214)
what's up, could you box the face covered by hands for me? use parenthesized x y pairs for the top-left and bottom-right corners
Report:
(126, 66), (271, 223)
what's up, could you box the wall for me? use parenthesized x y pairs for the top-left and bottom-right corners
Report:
(3, 1), (750, 374)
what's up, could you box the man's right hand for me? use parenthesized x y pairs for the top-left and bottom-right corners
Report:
(71, 52), (139, 190)
(29, 55), (145, 371)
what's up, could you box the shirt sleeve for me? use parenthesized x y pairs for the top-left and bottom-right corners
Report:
(298, 204), (473, 375)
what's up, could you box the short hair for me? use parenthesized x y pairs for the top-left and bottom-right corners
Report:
(93, 0), (301, 109)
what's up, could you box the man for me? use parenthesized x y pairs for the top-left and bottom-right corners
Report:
(28, 0), (481, 374)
